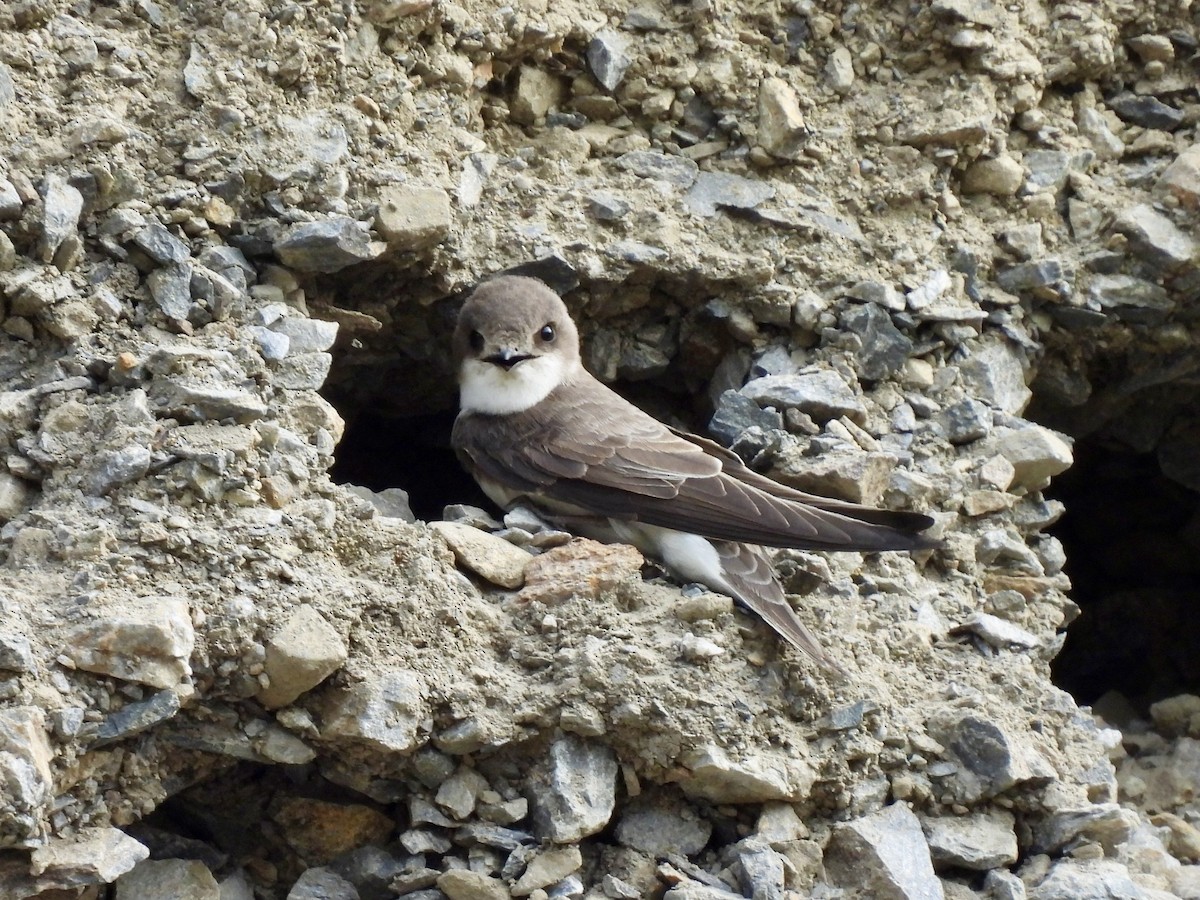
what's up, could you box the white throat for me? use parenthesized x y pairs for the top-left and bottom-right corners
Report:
(459, 354), (574, 415)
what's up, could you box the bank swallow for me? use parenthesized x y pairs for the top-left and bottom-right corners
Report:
(451, 276), (935, 671)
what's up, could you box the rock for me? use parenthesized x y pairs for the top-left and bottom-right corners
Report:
(615, 794), (712, 857)
(586, 191), (631, 222)
(272, 796), (392, 865)
(587, 29), (632, 92)
(773, 447), (896, 506)
(921, 810), (1018, 870)
(512, 847), (583, 896)
(286, 867), (360, 900)
(825, 46), (854, 93)
(684, 172), (774, 217)
(994, 260), (1066, 296)
(741, 371), (865, 424)
(709, 391), (784, 445)
(957, 340), (1031, 415)
(30, 827), (150, 888)
(345, 485), (415, 521)
(456, 822), (535, 850)
(994, 426), (1073, 490)
(0, 472), (33, 522)
(897, 83), (992, 146)
(519, 539), (643, 604)
(950, 613), (1040, 651)
(1028, 859), (1146, 900)
(270, 316), (339, 353)
(825, 803), (944, 900)
(272, 351), (334, 390)
(115, 858), (219, 899)
(0, 706), (53, 847)
(941, 399), (991, 444)
(841, 303), (914, 381)
(39, 174), (84, 264)
(132, 220), (191, 264)
(0, 178), (21, 219)
(438, 870), (512, 900)
(275, 218), (385, 273)
(94, 689), (181, 744)
(1024, 150), (1074, 194)
(258, 605), (348, 709)
(374, 184), (452, 251)
(1076, 107), (1124, 160)
(321, 669), (425, 752)
(61, 596), (194, 689)
(432, 521), (532, 589)
(529, 734), (619, 843)
(1031, 803), (1137, 855)
(680, 744), (814, 803)
(732, 840), (786, 900)
(1107, 93), (1184, 131)
(926, 713), (1055, 803)
(90, 444), (152, 494)
(755, 802), (807, 843)
(1113, 204), (1197, 276)
(962, 156), (1023, 196)
(615, 150), (698, 187)
(1157, 144), (1200, 211)
(0, 631), (34, 673)
(399, 828), (451, 854)
(757, 77), (807, 160)
(512, 67), (564, 125)
(436, 765), (490, 819)
(147, 261), (194, 320)
(1086, 274), (1173, 323)
(458, 152), (498, 207)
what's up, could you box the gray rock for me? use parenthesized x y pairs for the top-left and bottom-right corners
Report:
(679, 744), (814, 803)
(272, 351), (334, 390)
(741, 371), (865, 424)
(587, 29), (632, 92)
(985, 869), (1027, 900)
(0, 472), (33, 523)
(529, 734), (618, 843)
(0, 632), (34, 672)
(0, 178), (22, 219)
(252, 326), (291, 360)
(950, 613), (1040, 651)
(31, 828), (150, 891)
(436, 765), (489, 820)
(1107, 93), (1184, 131)
(147, 261), (194, 320)
(258, 605), (348, 709)
(189, 264), (244, 320)
(344, 485), (415, 522)
(709, 390), (784, 446)
(841, 303), (914, 381)
(276, 218), (385, 273)
(1113, 203), (1197, 276)
(1086, 274), (1173, 323)
(927, 713), (1055, 803)
(1157, 143), (1200, 210)
(89, 444), (152, 495)
(825, 803), (944, 900)
(757, 77), (807, 160)
(615, 150), (698, 187)
(846, 280), (906, 311)
(39, 174), (84, 264)
(511, 66), (565, 125)
(995, 260), (1066, 296)
(321, 669), (425, 753)
(1030, 803), (1138, 855)
(993, 426), (1073, 489)
(1023, 150), (1074, 193)
(607, 240), (668, 264)
(733, 840), (785, 900)
(270, 316), (339, 353)
(0, 63), (11, 108)
(94, 689), (181, 745)
(398, 829), (450, 855)
(962, 156), (1023, 196)
(115, 858), (219, 899)
(148, 379), (268, 424)
(458, 152), (498, 208)
(941, 399), (991, 444)
(62, 596), (194, 689)
(438, 870), (510, 900)
(432, 520), (531, 589)
(586, 192), (631, 222)
(455, 822), (535, 850)
(921, 810), (1018, 870)
(132, 221), (190, 264)
(286, 867), (359, 900)
(374, 184), (451, 252)
(1076, 107), (1124, 160)
(615, 794), (712, 857)
(1028, 859), (1145, 900)
(684, 172), (775, 217)
(513, 847), (582, 897)
(198, 244), (255, 285)
(957, 341), (1031, 415)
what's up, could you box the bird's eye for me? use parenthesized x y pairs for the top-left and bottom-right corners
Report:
(539, 323), (556, 343)
(469, 330), (485, 353)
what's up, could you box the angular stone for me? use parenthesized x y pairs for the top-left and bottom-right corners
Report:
(287, 867), (358, 900)
(615, 794), (712, 857)
(512, 67), (564, 125)
(1086, 274), (1173, 323)
(842, 303), (913, 381)
(272, 351), (334, 390)
(1114, 204), (1197, 276)
(0, 472), (33, 523)
(741, 371), (865, 424)
(39, 174), (84, 263)
(330, 845), (408, 898)
(957, 341), (1031, 415)
(0, 631), (34, 672)
(270, 316), (339, 353)
(115, 858), (218, 899)
(950, 613), (1039, 651)
(709, 390), (783, 446)
(95, 689), (181, 744)
(530, 734), (618, 843)
(1031, 803), (1138, 855)
(826, 803), (944, 900)
(1029, 859), (1145, 900)
(926, 713), (1055, 803)
(432, 521), (532, 589)
(259, 605), (348, 709)
(733, 840), (785, 900)
(321, 668), (425, 752)
(586, 191), (631, 222)
(31, 828), (149, 888)
(995, 260), (1065, 295)
(756, 77), (807, 160)
(922, 810), (1018, 870)
(587, 29), (632, 92)
(615, 150), (698, 187)
(458, 152), (498, 208)
(994, 426), (1073, 490)
(436, 765), (490, 820)
(847, 280), (906, 311)
(438, 870), (512, 900)
(519, 539), (643, 605)
(1076, 107), (1124, 160)
(147, 261), (195, 320)
(276, 218), (385, 273)
(133, 220), (191, 264)
(374, 184), (452, 251)
(1024, 150), (1074, 193)
(272, 796), (392, 865)
(0, 178), (21, 219)
(512, 847), (582, 897)
(680, 744), (814, 804)
(90, 444), (152, 495)
(773, 448), (896, 506)
(962, 156), (1023, 196)
(941, 399), (991, 444)
(62, 596), (194, 689)
(1107, 93), (1184, 131)
(1157, 144), (1200, 211)
(0, 706), (53, 847)
(825, 46), (854, 93)
(684, 171), (774, 217)
(897, 83), (992, 147)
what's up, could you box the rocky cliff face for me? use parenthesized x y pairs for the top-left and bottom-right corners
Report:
(1, 0), (1199, 897)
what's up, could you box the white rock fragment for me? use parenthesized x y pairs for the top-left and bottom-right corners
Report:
(994, 426), (1073, 490)
(114, 858), (219, 899)
(321, 668), (425, 753)
(258, 605), (348, 709)
(530, 734), (619, 843)
(756, 77), (807, 160)
(432, 520), (531, 589)
(375, 184), (452, 251)
(61, 596), (194, 690)
(512, 847), (582, 897)
(951, 612), (1040, 651)
(30, 827), (150, 888)
(825, 803), (944, 900)
(922, 809), (1019, 870)
(680, 744), (815, 803)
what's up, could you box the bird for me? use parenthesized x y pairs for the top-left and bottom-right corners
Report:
(450, 275), (936, 671)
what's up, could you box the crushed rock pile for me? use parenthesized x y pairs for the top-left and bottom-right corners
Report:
(1, 0), (1199, 898)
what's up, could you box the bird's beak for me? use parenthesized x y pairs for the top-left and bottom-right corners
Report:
(486, 347), (532, 371)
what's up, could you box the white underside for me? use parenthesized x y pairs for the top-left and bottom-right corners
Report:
(459, 355), (572, 415)
(606, 520), (730, 595)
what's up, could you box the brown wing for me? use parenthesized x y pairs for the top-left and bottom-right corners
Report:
(452, 375), (934, 552)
